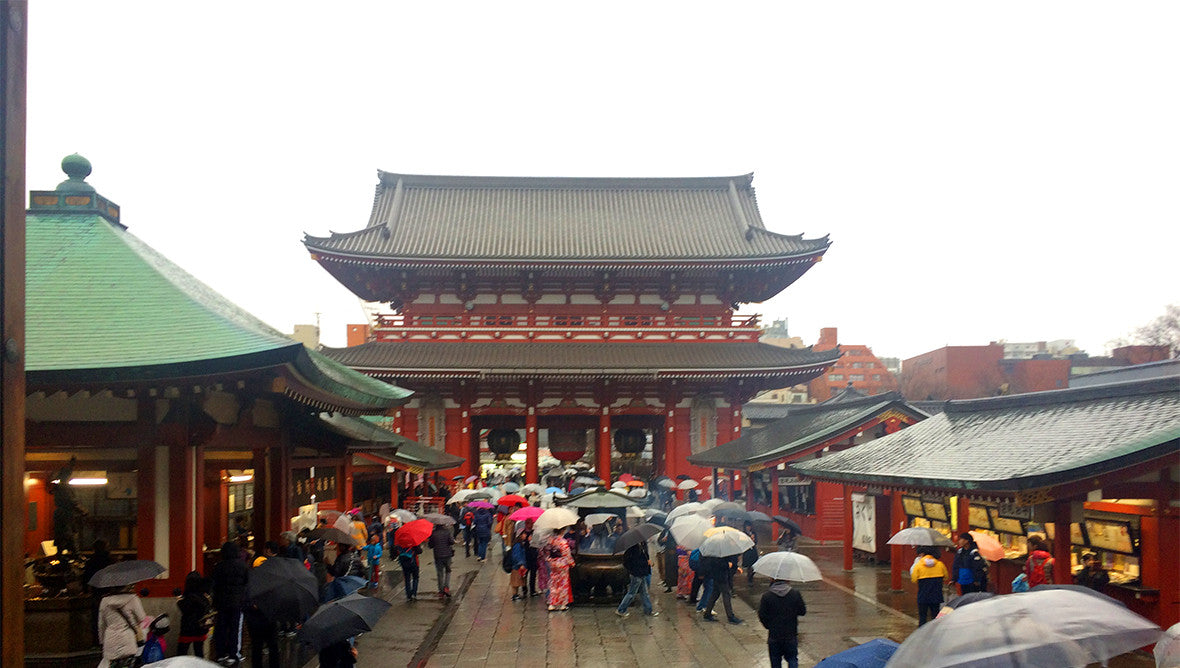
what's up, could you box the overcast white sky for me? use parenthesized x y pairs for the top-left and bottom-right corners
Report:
(26, 2), (1179, 360)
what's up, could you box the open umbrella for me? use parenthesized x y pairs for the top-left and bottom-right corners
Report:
(497, 494), (528, 507)
(447, 489), (477, 504)
(654, 477), (676, 489)
(308, 527), (357, 546)
(666, 502), (706, 524)
(748, 510), (773, 523)
(712, 506), (751, 523)
(627, 488), (647, 498)
(88, 560), (166, 589)
(545, 486), (563, 494)
(585, 512), (614, 526)
(613, 523), (662, 554)
(574, 475), (599, 486)
(967, 531), (1005, 561)
(298, 592), (392, 651)
(752, 552), (822, 582)
(394, 519), (434, 549)
(323, 575), (368, 602)
(611, 481), (628, 489)
(886, 589), (1162, 668)
(675, 474), (692, 480)
(423, 513), (456, 526)
(773, 515), (804, 535)
(670, 515), (712, 551)
(521, 483), (544, 495)
(534, 507), (579, 532)
(617, 473), (635, 483)
(701, 498), (725, 512)
(699, 526), (755, 557)
(247, 557), (319, 622)
(465, 475), (479, 483)
(467, 491), (493, 501)
(625, 480), (645, 487)
(677, 479), (699, 490)
(940, 592), (995, 614)
(643, 509), (668, 526)
(390, 509), (417, 523)
(1156, 622), (1180, 668)
(502, 482), (521, 493)
(1031, 583), (1126, 607)
(886, 527), (953, 547)
(562, 489), (639, 508)
(153, 658), (223, 668)
(467, 500), (495, 510)
(816, 638), (900, 668)
(509, 506), (545, 522)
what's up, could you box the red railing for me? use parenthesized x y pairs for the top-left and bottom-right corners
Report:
(374, 312), (760, 330)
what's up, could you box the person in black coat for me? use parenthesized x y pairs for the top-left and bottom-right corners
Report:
(176, 571), (213, 657)
(758, 579), (807, 668)
(615, 542), (657, 617)
(210, 541), (249, 665)
(701, 554), (741, 624)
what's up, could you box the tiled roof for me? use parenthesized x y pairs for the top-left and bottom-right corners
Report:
(26, 199), (408, 410)
(690, 392), (926, 468)
(321, 341), (840, 379)
(320, 414), (464, 472)
(304, 172), (830, 263)
(791, 376), (1180, 492)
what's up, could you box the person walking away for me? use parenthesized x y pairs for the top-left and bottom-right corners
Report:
(776, 527), (799, 552)
(691, 547), (712, 610)
(952, 532), (987, 594)
(211, 541), (249, 666)
(176, 571), (214, 657)
(349, 512), (368, 550)
(97, 585), (147, 668)
(660, 529), (678, 593)
(702, 553), (742, 624)
(427, 522), (455, 598)
(1074, 552), (1109, 591)
(1024, 536), (1055, 587)
(545, 529), (575, 611)
(758, 578), (807, 668)
(461, 509), (474, 558)
(742, 522), (759, 585)
(318, 638), (358, 667)
(362, 533), (383, 589)
(397, 544), (422, 601)
(508, 531), (528, 600)
(473, 506), (494, 562)
(911, 547), (949, 625)
(521, 522), (540, 597)
(615, 540), (658, 617)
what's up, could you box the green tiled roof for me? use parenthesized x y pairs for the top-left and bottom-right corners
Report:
(25, 176), (408, 411)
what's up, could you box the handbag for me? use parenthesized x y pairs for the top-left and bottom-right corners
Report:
(113, 606), (145, 668)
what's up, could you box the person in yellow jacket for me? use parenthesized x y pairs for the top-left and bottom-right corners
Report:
(350, 512), (369, 550)
(910, 547), (949, 625)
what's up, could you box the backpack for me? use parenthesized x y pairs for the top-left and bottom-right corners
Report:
(688, 548), (702, 572)
(1024, 552), (1052, 586)
(1011, 572), (1030, 592)
(501, 543), (514, 573)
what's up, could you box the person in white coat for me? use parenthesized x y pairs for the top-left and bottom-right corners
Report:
(97, 586), (146, 668)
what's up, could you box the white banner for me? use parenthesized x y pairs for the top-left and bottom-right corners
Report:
(852, 493), (876, 553)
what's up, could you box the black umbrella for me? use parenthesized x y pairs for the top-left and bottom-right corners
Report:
(88, 560), (165, 589)
(713, 507), (751, 522)
(748, 510), (773, 523)
(643, 509), (668, 526)
(298, 592), (392, 651)
(247, 557), (319, 623)
(773, 515), (803, 534)
(943, 591), (995, 610)
(612, 523), (662, 554)
(1032, 583), (1127, 607)
(675, 474), (692, 480)
(307, 527), (357, 546)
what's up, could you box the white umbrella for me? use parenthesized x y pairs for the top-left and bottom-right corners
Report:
(611, 481), (627, 489)
(521, 483), (545, 495)
(447, 489), (477, 504)
(627, 488), (647, 498)
(153, 658), (222, 668)
(666, 502), (706, 524)
(1155, 622), (1180, 668)
(701, 498), (725, 512)
(699, 526), (755, 558)
(885, 589), (1162, 668)
(585, 513), (614, 526)
(626, 506), (645, 520)
(752, 552), (822, 582)
(677, 479), (699, 490)
(887, 527), (954, 547)
(534, 507), (580, 533)
(502, 482), (521, 493)
(670, 515), (712, 551)
(390, 509), (417, 523)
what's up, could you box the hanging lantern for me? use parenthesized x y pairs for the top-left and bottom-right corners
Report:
(487, 429), (521, 460)
(548, 429), (587, 462)
(613, 428), (646, 459)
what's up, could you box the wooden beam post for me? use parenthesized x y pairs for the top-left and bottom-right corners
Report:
(525, 408), (539, 484)
(843, 484), (854, 572)
(890, 490), (906, 591)
(597, 410), (612, 485)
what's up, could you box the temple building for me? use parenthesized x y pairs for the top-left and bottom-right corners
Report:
(306, 172), (841, 484)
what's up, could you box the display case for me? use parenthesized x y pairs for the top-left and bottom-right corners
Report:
(989, 507), (1028, 559)
(1083, 517), (1140, 585)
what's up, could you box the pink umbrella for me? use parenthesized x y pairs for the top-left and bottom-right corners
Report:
(969, 531), (1006, 561)
(465, 475), (478, 483)
(509, 506), (545, 522)
(468, 500), (495, 509)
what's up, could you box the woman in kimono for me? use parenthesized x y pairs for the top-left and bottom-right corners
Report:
(676, 544), (693, 599)
(545, 528), (576, 611)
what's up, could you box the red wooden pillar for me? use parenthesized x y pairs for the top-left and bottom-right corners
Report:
(267, 439), (290, 537)
(203, 467), (227, 555)
(843, 484), (854, 572)
(770, 468), (781, 541)
(251, 448), (269, 540)
(342, 458), (354, 512)
(525, 409), (539, 484)
(167, 430), (196, 588)
(1052, 500), (1072, 584)
(389, 472), (399, 510)
(136, 441), (156, 563)
(890, 490), (906, 591)
(956, 495), (970, 537)
(597, 410), (612, 484)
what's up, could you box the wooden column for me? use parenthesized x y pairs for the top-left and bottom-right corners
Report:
(267, 438), (290, 538)
(770, 468), (781, 541)
(956, 495), (970, 537)
(136, 440), (157, 562)
(1052, 499), (1072, 584)
(0, 6), (26, 661)
(468, 423), (480, 478)
(389, 472), (399, 510)
(342, 458), (354, 511)
(890, 490), (906, 591)
(525, 408), (539, 484)
(843, 484), (854, 572)
(597, 410), (612, 484)
(252, 448), (268, 541)
(167, 426), (196, 589)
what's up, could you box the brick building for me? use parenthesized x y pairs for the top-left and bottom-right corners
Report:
(806, 327), (898, 402)
(901, 342), (1071, 401)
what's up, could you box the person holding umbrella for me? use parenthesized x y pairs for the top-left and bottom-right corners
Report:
(211, 541), (249, 666)
(427, 521), (455, 598)
(97, 584), (147, 668)
(615, 524), (661, 618)
(545, 526), (576, 611)
(758, 577), (807, 668)
(910, 547), (949, 625)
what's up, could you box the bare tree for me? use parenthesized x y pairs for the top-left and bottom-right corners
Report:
(1109, 304), (1180, 358)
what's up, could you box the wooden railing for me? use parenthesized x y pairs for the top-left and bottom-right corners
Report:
(370, 311), (763, 343)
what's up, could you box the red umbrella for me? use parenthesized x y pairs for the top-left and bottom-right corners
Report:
(617, 473), (635, 483)
(497, 494), (528, 506)
(394, 519), (433, 549)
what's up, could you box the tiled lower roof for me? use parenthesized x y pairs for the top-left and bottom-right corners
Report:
(320, 413), (464, 472)
(791, 376), (1180, 492)
(322, 341), (840, 379)
(690, 393), (926, 468)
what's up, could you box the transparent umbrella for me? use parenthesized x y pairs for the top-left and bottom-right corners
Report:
(534, 507), (579, 533)
(752, 552), (822, 582)
(885, 589), (1162, 668)
(666, 502), (706, 524)
(698, 526), (755, 557)
(1155, 622), (1180, 668)
(669, 515), (712, 551)
(886, 527), (954, 547)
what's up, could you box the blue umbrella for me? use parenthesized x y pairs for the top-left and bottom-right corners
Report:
(569, 487), (586, 495)
(545, 487), (562, 494)
(323, 575), (368, 602)
(815, 638), (899, 668)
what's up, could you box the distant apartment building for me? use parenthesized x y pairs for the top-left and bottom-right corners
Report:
(750, 320), (813, 405)
(1070, 345), (1172, 377)
(290, 324), (321, 349)
(901, 342), (1071, 400)
(806, 327), (898, 402)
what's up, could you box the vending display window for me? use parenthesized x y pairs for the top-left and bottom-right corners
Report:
(989, 507), (1028, 558)
(967, 505), (992, 530)
(1082, 516), (1140, 586)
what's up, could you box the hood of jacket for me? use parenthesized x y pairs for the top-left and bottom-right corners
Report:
(768, 581), (793, 597)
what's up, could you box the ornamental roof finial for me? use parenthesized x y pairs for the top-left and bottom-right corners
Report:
(56, 154), (96, 194)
